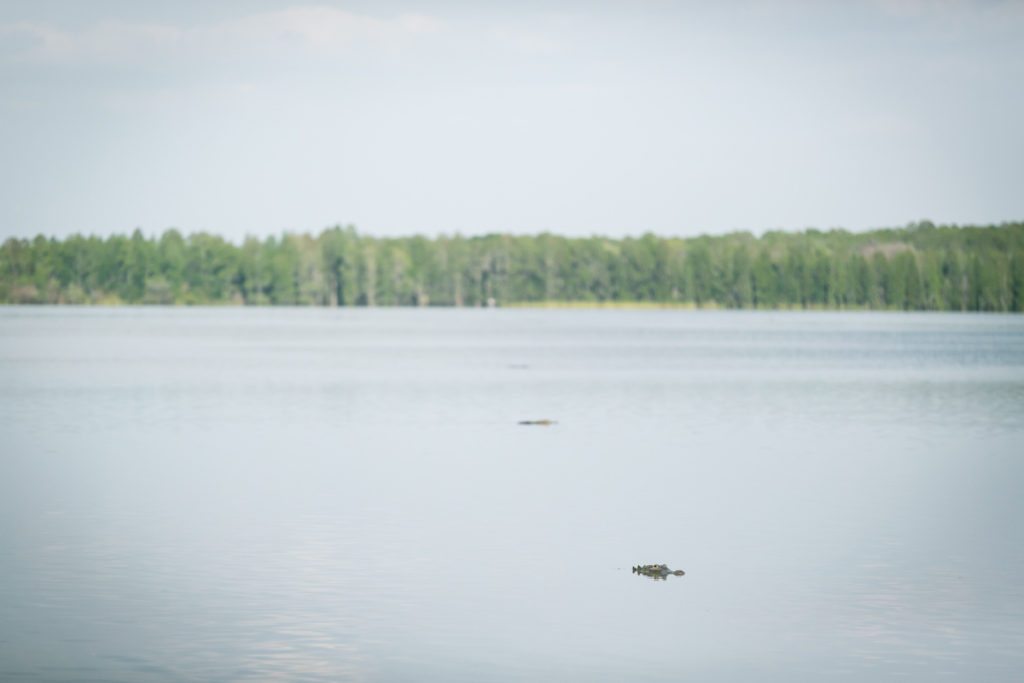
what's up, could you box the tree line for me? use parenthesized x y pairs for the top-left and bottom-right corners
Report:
(1, 221), (1022, 311)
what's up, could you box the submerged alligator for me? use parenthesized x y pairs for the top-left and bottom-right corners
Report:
(633, 564), (685, 578)
(518, 419), (557, 426)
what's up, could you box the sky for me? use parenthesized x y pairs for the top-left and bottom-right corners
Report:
(1, 0), (1022, 241)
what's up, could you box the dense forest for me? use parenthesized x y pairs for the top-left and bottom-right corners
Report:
(1, 221), (1023, 311)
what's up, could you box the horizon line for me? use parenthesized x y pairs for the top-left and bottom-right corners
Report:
(6, 218), (1024, 245)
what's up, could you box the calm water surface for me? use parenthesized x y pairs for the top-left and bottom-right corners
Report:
(1, 308), (1023, 682)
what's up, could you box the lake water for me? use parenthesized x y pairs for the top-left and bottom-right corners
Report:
(1, 308), (1023, 682)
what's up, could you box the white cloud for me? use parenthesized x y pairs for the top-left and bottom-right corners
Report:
(489, 27), (564, 57)
(0, 6), (443, 65)
(222, 7), (442, 54)
(2, 20), (185, 63)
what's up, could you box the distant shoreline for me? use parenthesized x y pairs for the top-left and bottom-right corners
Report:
(504, 300), (876, 311)
(1, 302), (1015, 314)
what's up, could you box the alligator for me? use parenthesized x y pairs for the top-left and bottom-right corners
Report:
(633, 564), (685, 578)
(518, 419), (557, 426)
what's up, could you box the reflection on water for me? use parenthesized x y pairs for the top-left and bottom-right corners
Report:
(1, 308), (1023, 682)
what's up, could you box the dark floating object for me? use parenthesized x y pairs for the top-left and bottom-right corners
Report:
(518, 419), (557, 426)
(633, 564), (685, 579)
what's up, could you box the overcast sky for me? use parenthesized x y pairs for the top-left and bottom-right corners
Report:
(1, 0), (1022, 241)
